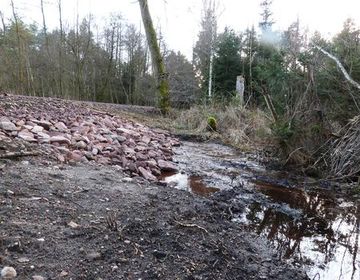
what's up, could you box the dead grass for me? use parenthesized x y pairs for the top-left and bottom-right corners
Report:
(173, 105), (273, 150)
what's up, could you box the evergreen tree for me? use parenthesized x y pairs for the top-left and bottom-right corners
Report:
(259, 0), (274, 33)
(213, 28), (242, 100)
(165, 51), (199, 107)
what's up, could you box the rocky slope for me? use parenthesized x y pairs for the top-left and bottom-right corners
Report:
(0, 94), (179, 180)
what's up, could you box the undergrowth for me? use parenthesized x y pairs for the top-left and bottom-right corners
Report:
(172, 104), (273, 150)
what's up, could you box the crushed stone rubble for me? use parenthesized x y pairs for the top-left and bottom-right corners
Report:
(0, 94), (180, 180)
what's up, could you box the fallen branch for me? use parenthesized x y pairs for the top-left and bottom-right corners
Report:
(174, 220), (209, 233)
(313, 44), (360, 91)
(284, 146), (304, 165)
(0, 151), (40, 159)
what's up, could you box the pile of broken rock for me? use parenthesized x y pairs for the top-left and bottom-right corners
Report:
(0, 94), (179, 181)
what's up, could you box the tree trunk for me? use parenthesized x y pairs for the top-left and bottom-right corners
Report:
(138, 0), (170, 114)
(260, 85), (278, 122)
(0, 11), (6, 36)
(10, 0), (24, 93)
(58, 0), (64, 97)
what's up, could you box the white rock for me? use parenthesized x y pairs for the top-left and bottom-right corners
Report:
(75, 140), (87, 149)
(50, 136), (71, 145)
(1, 266), (17, 279)
(37, 132), (51, 144)
(68, 221), (80, 229)
(59, 271), (68, 277)
(18, 130), (36, 142)
(54, 122), (67, 131)
(31, 125), (44, 133)
(32, 276), (45, 280)
(17, 257), (30, 263)
(0, 121), (17, 131)
(32, 120), (52, 130)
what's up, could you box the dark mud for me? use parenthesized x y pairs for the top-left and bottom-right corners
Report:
(164, 141), (360, 280)
(0, 157), (308, 280)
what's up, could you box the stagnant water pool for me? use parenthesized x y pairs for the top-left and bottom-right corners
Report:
(161, 141), (359, 280)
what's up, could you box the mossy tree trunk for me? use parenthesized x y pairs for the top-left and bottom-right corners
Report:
(138, 0), (170, 114)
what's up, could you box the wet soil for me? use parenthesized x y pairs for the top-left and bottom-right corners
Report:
(0, 157), (308, 280)
(164, 141), (360, 280)
(1, 99), (357, 280)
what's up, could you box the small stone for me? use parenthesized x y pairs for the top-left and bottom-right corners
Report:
(139, 166), (157, 181)
(75, 140), (87, 149)
(0, 121), (17, 131)
(1, 266), (17, 279)
(7, 190), (15, 195)
(95, 135), (107, 142)
(16, 120), (25, 126)
(32, 276), (45, 280)
(18, 130), (36, 142)
(68, 221), (80, 229)
(92, 148), (99, 155)
(151, 168), (161, 176)
(86, 251), (102, 261)
(56, 154), (65, 163)
(54, 122), (67, 131)
(152, 250), (167, 259)
(50, 136), (71, 145)
(23, 125), (33, 130)
(122, 177), (133, 183)
(97, 157), (110, 165)
(111, 265), (119, 271)
(59, 270), (68, 277)
(115, 135), (126, 143)
(141, 136), (151, 144)
(157, 159), (178, 172)
(18, 257), (30, 263)
(31, 125), (44, 133)
(37, 132), (50, 143)
(68, 151), (83, 161)
(32, 120), (52, 130)
(84, 152), (94, 160)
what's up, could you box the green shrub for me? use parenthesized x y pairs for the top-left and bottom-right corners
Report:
(271, 120), (294, 142)
(207, 116), (217, 131)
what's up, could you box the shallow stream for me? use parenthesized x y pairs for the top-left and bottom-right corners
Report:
(162, 141), (359, 280)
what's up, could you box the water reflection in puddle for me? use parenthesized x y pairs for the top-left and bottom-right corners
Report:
(238, 184), (359, 280)
(169, 141), (360, 280)
(160, 172), (219, 196)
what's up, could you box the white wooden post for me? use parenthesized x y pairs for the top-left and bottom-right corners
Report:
(236, 75), (245, 107)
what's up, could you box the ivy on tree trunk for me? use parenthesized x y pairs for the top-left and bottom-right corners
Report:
(138, 0), (170, 114)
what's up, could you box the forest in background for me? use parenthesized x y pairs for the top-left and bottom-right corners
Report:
(1, 0), (360, 178)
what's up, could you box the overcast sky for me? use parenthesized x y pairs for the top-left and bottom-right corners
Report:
(1, 0), (360, 58)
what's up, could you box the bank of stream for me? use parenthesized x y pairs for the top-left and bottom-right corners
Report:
(161, 141), (360, 280)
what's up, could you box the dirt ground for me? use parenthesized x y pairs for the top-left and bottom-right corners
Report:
(0, 156), (309, 280)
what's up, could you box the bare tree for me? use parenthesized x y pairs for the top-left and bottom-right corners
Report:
(10, 0), (35, 95)
(193, 0), (217, 99)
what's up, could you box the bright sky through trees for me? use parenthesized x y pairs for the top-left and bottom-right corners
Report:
(0, 0), (359, 58)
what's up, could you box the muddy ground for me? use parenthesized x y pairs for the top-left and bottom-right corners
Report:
(0, 156), (309, 280)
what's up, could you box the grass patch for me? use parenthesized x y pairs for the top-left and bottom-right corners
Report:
(173, 104), (273, 150)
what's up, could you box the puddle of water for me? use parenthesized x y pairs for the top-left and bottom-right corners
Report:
(240, 183), (360, 280)
(160, 172), (219, 197)
(171, 141), (360, 280)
